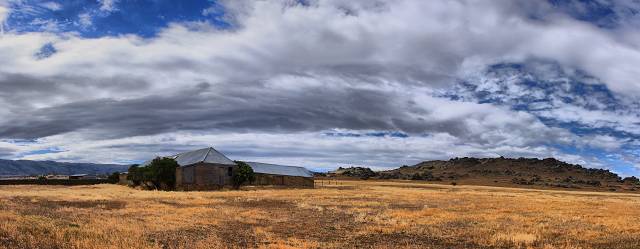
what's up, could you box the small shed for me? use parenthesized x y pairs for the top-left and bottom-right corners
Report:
(246, 162), (314, 188)
(118, 172), (129, 185)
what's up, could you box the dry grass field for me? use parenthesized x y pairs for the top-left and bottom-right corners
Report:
(1, 180), (640, 249)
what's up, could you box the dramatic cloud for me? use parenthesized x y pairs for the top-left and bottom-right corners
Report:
(0, 0), (639, 175)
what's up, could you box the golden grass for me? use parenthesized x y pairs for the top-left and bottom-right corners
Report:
(1, 180), (640, 249)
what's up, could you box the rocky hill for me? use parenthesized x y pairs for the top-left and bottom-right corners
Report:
(328, 157), (640, 192)
(0, 159), (128, 176)
(328, 167), (378, 178)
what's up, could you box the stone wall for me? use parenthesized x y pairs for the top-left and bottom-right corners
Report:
(176, 163), (237, 191)
(252, 173), (314, 188)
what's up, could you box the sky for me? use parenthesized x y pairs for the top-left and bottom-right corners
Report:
(0, 0), (640, 175)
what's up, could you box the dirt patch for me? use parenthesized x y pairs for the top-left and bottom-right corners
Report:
(388, 202), (425, 210)
(348, 232), (501, 249)
(215, 220), (260, 248)
(8, 197), (126, 211)
(156, 200), (196, 208)
(225, 198), (297, 210)
(588, 236), (640, 249)
(267, 206), (358, 243)
(146, 224), (219, 249)
(219, 197), (359, 245)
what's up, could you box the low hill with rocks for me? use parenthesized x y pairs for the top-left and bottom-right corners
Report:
(327, 157), (640, 192)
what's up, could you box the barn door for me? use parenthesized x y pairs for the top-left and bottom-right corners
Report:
(183, 166), (194, 184)
(218, 167), (225, 185)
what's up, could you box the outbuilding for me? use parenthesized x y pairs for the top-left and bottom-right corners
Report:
(172, 147), (238, 191)
(246, 162), (314, 188)
(118, 172), (129, 185)
(142, 147), (315, 190)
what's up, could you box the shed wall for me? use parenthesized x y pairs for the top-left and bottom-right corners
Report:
(118, 174), (128, 185)
(176, 163), (236, 191)
(252, 173), (314, 188)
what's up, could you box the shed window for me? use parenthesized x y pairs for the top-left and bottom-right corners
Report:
(227, 167), (233, 176)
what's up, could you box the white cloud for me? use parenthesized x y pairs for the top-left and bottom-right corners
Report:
(77, 13), (92, 28)
(40, 2), (62, 11)
(9, 129), (583, 172)
(97, 0), (118, 13)
(0, 0), (639, 174)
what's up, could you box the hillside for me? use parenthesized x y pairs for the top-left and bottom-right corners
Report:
(328, 157), (640, 192)
(0, 159), (128, 176)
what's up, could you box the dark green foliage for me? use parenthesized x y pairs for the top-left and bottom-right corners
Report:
(232, 161), (255, 190)
(107, 172), (120, 183)
(127, 159), (179, 190)
(410, 172), (439, 181)
(150, 157), (179, 189)
(127, 164), (142, 186)
(511, 177), (535, 185)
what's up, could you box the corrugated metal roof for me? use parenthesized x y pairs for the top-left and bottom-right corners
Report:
(245, 161), (313, 178)
(174, 147), (236, 166)
(141, 147), (236, 167)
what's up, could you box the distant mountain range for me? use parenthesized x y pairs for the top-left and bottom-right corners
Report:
(325, 157), (640, 192)
(0, 159), (128, 176)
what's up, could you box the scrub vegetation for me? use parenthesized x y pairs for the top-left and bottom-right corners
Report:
(1, 180), (639, 249)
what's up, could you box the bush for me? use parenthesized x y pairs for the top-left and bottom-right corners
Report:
(107, 172), (120, 183)
(127, 158), (179, 190)
(127, 164), (142, 186)
(233, 161), (255, 190)
(147, 157), (179, 190)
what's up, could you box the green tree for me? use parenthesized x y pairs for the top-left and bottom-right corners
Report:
(127, 164), (141, 186)
(108, 172), (120, 183)
(134, 157), (179, 190)
(148, 157), (179, 190)
(232, 161), (255, 190)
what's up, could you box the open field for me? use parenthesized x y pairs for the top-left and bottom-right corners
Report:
(1, 180), (640, 249)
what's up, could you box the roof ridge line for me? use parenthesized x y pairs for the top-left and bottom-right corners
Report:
(202, 147), (213, 163)
(210, 147), (234, 162)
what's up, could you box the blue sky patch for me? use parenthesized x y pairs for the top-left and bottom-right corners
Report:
(5, 0), (229, 38)
(19, 147), (65, 157)
(34, 42), (57, 59)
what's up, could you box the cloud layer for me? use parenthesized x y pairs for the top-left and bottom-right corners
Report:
(0, 0), (639, 175)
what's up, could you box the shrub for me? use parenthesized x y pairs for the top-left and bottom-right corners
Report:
(107, 172), (120, 183)
(233, 161), (255, 190)
(146, 157), (179, 190)
(127, 159), (179, 190)
(127, 164), (142, 186)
